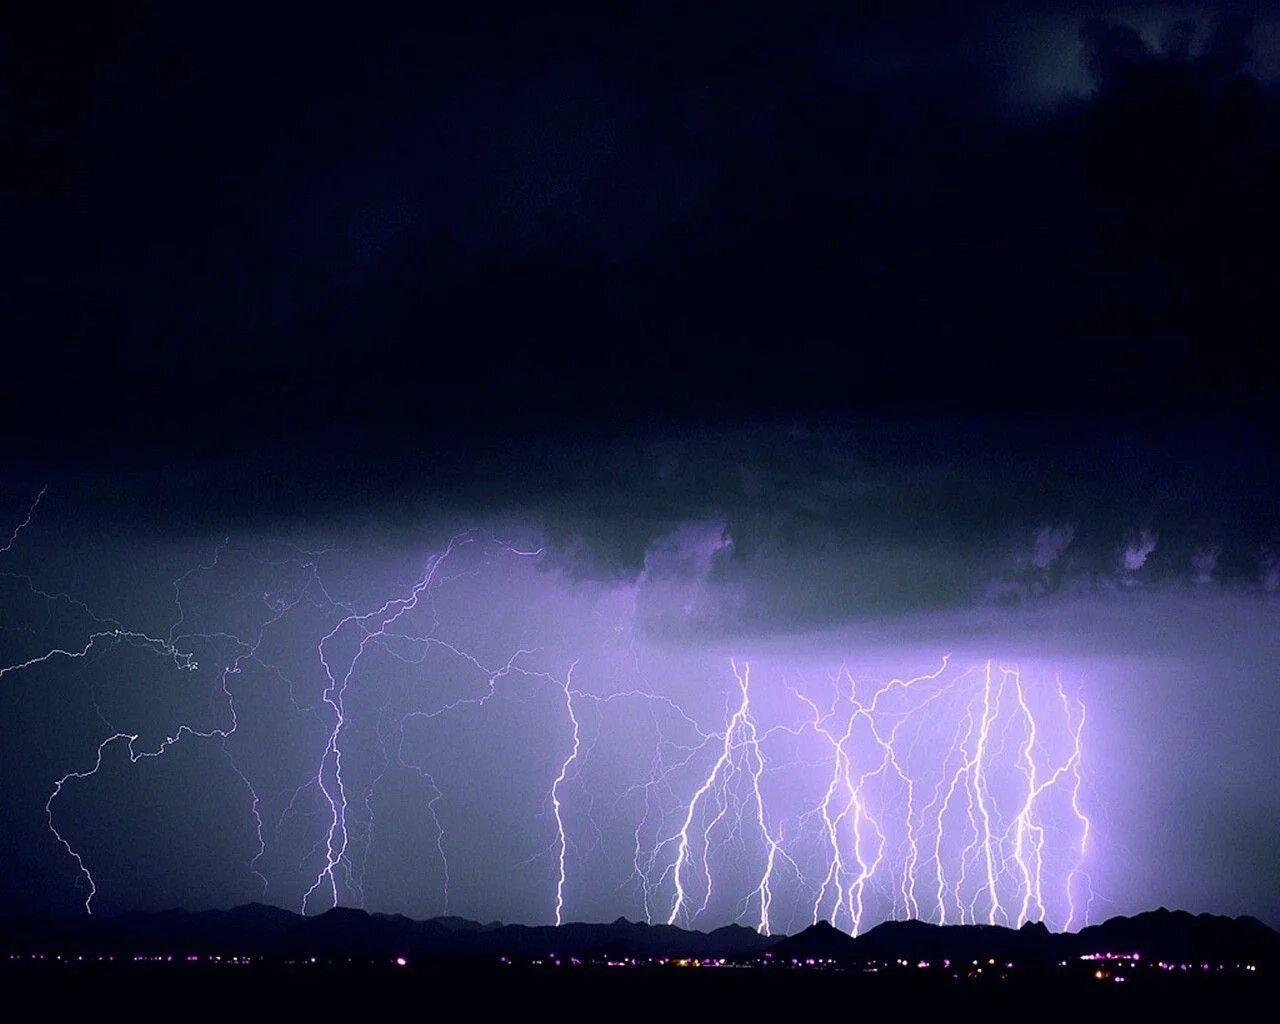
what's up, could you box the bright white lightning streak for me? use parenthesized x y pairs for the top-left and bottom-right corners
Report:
(851, 661), (954, 926)
(1010, 666), (1052, 927)
(9, 492), (1094, 932)
(798, 660), (951, 933)
(1061, 678), (1091, 930)
(797, 685), (855, 927)
(971, 660), (1002, 925)
(773, 658), (1090, 934)
(665, 661), (750, 927)
(551, 661), (581, 926)
(664, 658), (784, 934)
(601, 684), (719, 924)
(931, 708), (974, 926)
(736, 662), (783, 935)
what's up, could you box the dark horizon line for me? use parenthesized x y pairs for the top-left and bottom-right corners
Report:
(8, 899), (1273, 935)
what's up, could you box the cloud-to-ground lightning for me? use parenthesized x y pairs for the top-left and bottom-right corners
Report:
(3, 493), (1092, 932)
(629, 656), (1090, 935)
(551, 661), (581, 926)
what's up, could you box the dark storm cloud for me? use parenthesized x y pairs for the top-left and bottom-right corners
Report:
(8, 4), (1280, 633)
(6, 416), (1275, 641)
(4, 1), (1280, 483)
(3, 3), (1279, 928)
(537, 420), (1280, 634)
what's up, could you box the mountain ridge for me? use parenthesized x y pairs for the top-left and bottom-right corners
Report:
(3, 904), (1277, 965)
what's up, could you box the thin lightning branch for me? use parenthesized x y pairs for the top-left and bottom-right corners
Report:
(9, 503), (1094, 931)
(0, 485), (46, 555)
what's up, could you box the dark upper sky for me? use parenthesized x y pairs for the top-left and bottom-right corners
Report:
(2, 3), (1279, 930)
(4, 1), (1279, 486)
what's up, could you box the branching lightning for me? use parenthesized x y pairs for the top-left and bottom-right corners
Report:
(2, 490), (1093, 932)
(0, 485), (45, 555)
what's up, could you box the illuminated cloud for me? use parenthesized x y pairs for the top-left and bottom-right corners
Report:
(633, 520), (738, 633)
(1122, 529), (1158, 573)
(1033, 524), (1075, 571)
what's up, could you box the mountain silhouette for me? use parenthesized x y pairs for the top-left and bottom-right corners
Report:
(766, 920), (860, 960)
(764, 912), (1279, 966)
(2, 905), (1276, 965)
(844, 919), (1056, 962)
(1074, 908), (1280, 963)
(0, 905), (772, 960)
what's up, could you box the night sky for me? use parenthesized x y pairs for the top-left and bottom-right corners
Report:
(2, 2), (1279, 931)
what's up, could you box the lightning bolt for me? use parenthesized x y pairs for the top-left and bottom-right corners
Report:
(659, 659), (793, 934)
(551, 661), (581, 926)
(1, 485), (46, 555)
(301, 534), (547, 913)
(7, 487), (1094, 931)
